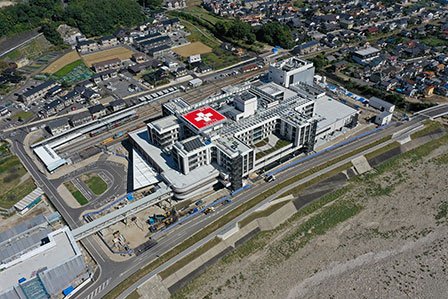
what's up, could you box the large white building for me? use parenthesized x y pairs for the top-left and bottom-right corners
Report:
(0, 215), (89, 299)
(268, 57), (315, 87)
(130, 57), (358, 200)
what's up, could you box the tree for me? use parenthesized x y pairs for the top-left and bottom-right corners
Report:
(138, 0), (163, 9)
(40, 22), (63, 46)
(65, 0), (146, 37)
(214, 19), (255, 44)
(256, 22), (295, 49)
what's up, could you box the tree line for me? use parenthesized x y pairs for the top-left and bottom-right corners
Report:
(0, 0), (146, 45)
(171, 10), (295, 49)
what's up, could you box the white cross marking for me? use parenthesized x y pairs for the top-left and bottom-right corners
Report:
(194, 112), (214, 122)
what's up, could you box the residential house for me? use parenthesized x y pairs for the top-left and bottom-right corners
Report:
(42, 98), (64, 117)
(20, 81), (60, 105)
(76, 40), (99, 54)
(131, 53), (148, 64)
(48, 118), (71, 135)
(109, 99), (127, 112)
(99, 36), (119, 49)
(165, 0), (186, 10)
(173, 67), (188, 78)
(148, 44), (172, 58)
(70, 111), (92, 127)
(60, 90), (80, 107)
(89, 104), (108, 119)
(188, 54), (201, 64)
(91, 69), (118, 84)
(92, 58), (122, 73)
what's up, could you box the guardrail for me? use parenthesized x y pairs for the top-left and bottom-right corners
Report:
(266, 123), (393, 177)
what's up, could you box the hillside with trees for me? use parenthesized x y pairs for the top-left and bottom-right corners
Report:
(0, 0), (145, 44)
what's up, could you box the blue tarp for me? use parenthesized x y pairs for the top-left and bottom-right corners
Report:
(18, 277), (26, 283)
(62, 286), (74, 296)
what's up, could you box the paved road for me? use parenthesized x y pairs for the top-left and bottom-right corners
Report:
(11, 104), (447, 299)
(75, 115), (431, 299)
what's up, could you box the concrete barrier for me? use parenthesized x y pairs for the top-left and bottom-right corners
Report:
(160, 199), (297, 293)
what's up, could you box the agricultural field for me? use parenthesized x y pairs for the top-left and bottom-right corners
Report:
(172, 42), (212, 57)
(42, 51), (81, 74)
(3, 35), (53, 62)
(51, 59), (94, 85)
(0, 142), (35, 209)
(81, 47), (134, 67)
(173, 132), (448, 299)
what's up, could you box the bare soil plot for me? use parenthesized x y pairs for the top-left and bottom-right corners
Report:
(81, 47), (134, 67)
(42, 50), (81, 74)
(172, 42), (212, 57)
(173, 134), (448, 299)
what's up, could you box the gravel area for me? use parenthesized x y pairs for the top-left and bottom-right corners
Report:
(172, 140), (448, 299)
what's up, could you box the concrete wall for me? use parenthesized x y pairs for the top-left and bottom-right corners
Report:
(161, 200), (297, 293)
(256, 201), (297, 231)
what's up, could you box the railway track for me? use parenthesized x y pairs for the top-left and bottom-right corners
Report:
(58, 69), (266, 157)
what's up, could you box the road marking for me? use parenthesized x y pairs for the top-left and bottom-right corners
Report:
(86, 238), (105, 263)
(85, 279), (110, 299)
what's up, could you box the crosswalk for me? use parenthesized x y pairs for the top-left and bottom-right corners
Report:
(85, 279), (110, 299)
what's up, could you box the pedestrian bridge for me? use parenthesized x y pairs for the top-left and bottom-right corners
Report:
(72, 184), (172, 241)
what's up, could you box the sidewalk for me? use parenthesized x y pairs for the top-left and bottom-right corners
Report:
(116, 135), (399, 299)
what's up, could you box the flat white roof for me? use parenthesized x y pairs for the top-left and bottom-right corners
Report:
(133, 148), (159, 190)
(354, 46), (380, 56)
(0, 227), (80, 293)
(14, 188), (44, 211)
(129, 129), (219, 190)
(315, 95), (358, 133)
(33, 145), (67, 172)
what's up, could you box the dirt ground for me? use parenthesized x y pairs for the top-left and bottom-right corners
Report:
(81, 47), (134, 67)
(173, 137), (448, 299)
(173, 42), (212, 57)
(42, 50), (81, 73)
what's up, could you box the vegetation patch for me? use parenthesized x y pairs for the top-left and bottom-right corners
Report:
(53, 59), (85, 77)
(280, 163), (352, 198)
(104, 135), (392, 298)
(434, 152), (448, 165)
(82, 174), (108, 196)
(125, 290), (141, 299)
(239, 200), (290, 228)
(42, 51), (81, 74)
(410, 120), (444, 139)
(435, 201), (448, 224)
(274, 199), (362, 259)
(159, 237), (221, 279)
(201, 49), (240, 70)
(364, 141), (401, 160)
(12, 110), (34, 122)
(1, 178), (36, 209)
(64, 181), (88, 205)
(421, 37), (448, 47)
(0, 142), (35, 209)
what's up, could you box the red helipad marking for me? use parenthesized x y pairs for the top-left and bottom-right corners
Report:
(182, 107), (226, 130)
